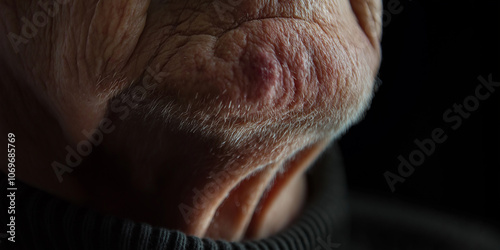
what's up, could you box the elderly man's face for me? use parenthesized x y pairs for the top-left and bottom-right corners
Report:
(0, 0), (381, 241)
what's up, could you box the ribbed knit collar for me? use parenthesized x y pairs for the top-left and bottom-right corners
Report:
(1, 145), (348, 250)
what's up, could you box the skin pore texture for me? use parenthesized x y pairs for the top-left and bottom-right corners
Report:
(0, 0), (381, 241)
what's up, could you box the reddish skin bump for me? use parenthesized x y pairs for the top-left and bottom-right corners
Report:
(241, 48), (280, 102)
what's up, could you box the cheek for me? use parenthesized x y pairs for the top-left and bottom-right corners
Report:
(145, 15), (379, 139)
(55, 0), (381, 151)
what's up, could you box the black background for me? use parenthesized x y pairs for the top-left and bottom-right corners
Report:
(340, 0), (500, 228)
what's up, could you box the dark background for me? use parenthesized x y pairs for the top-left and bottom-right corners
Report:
(340, 0), (500, 228)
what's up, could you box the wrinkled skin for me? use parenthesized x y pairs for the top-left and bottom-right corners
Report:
(0, 0), (381, 241)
